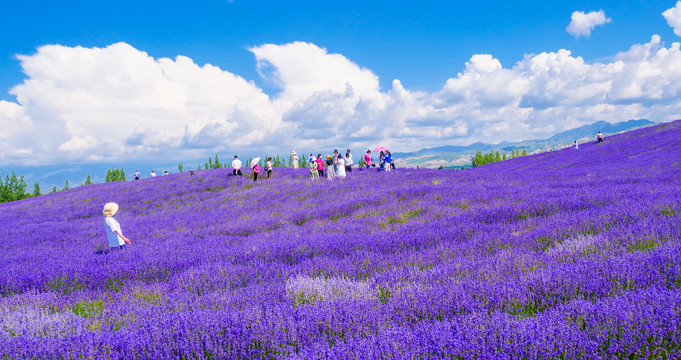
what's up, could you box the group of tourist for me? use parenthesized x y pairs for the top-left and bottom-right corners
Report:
(229, 148), (395, 181)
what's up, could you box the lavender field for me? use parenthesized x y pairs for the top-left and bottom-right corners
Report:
(1, 122), (681, 359)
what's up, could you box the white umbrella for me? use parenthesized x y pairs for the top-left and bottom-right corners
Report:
(250, 157), (261, 167)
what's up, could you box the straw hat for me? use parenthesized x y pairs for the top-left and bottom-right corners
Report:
(103, 202), (119, 216)
(292, 150), (297, 155)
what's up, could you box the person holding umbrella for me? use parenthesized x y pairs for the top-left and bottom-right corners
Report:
(251, 157), (261, 181)
(373, 146), (389, 169)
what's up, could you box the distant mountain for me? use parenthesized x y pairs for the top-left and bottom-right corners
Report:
(546, 119), (654, 143)
(395, 119), (656, 168)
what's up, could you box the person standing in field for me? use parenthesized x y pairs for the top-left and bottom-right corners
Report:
(364, 150), (372, 169)
(150, 170), (156, 177)
(384, 150), (392, 172)
(597, 132), (604, 143)
(316, 154), (324, 178)
(379, 151), (386, 170)
(232, 155), (243, 176)
(291, 151), (299, 169)
(265, 157), (273, 179)
(573, 141), (579, 150)
(308, 157), (319, 180)
(133, 170), (141, 180)
(333, 149), (340, 173)
(325, 155), (336, 179)
(103, 202), (131, 251)
(344, 149), (353, 173)
(252, 162), (261, 181)
(336, 154), (346, 178)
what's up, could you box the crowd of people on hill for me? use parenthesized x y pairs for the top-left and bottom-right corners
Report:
(104, 131), (607, 251)
(228, 148), (395, 181)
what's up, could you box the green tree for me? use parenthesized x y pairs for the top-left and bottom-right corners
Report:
(50, 186), (57, 193)
(178, 162), (184, 172)
(84, 174), (93, 185)
(62, 180), (70, 191)
(32, 182), (40, 197)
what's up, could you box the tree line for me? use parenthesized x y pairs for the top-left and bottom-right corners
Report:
(471, 148), (528, 167)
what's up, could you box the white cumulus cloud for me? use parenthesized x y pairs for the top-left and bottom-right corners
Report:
(566, 10), (611, 38)
(663, 1), (681, 36)
(2, 35), (681, 166)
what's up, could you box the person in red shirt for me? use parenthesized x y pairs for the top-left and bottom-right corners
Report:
(364, 150), (372, 169)
(316, 154), (324, 178)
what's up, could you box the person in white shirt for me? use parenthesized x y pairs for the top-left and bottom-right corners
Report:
(232, 155), (243, 176)
(344, 149), (353, 173)
(265, 157), (273, 179)
(103, 202), (131, 251)
(336, 155), (346, 178)
(291, 151), (299, 169)
(150, 170), (156, 177)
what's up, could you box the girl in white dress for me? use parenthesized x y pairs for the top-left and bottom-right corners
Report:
(336, 155), (346, 178)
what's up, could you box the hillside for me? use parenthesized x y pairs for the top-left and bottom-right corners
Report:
(1, 121), (681, 358)
(395, 118), (656, 168)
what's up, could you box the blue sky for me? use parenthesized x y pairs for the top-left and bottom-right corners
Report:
(2, 0), (677, 98)
(2, 0), (681, 174)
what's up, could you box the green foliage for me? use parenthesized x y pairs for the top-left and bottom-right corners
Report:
(204, 154), (225, 170)
(178, 162), (184, 172)
(62, 180), (70, 191)
(32, 182), (40, 197)
(473, 148), (527, 167)
(272, 154), (287, 167)
(50, 186), (57, 193)
(0, 172), (29, 203)
(83, 174), (93, 185)
(359, 157), (365, 167)
(105, 168), (126, 182)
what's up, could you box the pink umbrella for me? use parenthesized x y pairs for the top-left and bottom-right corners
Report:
(373, 146), (388, 152)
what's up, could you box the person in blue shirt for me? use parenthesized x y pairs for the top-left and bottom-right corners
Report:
(103, 202), (132, 251)
(383, 151), (392, 172)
